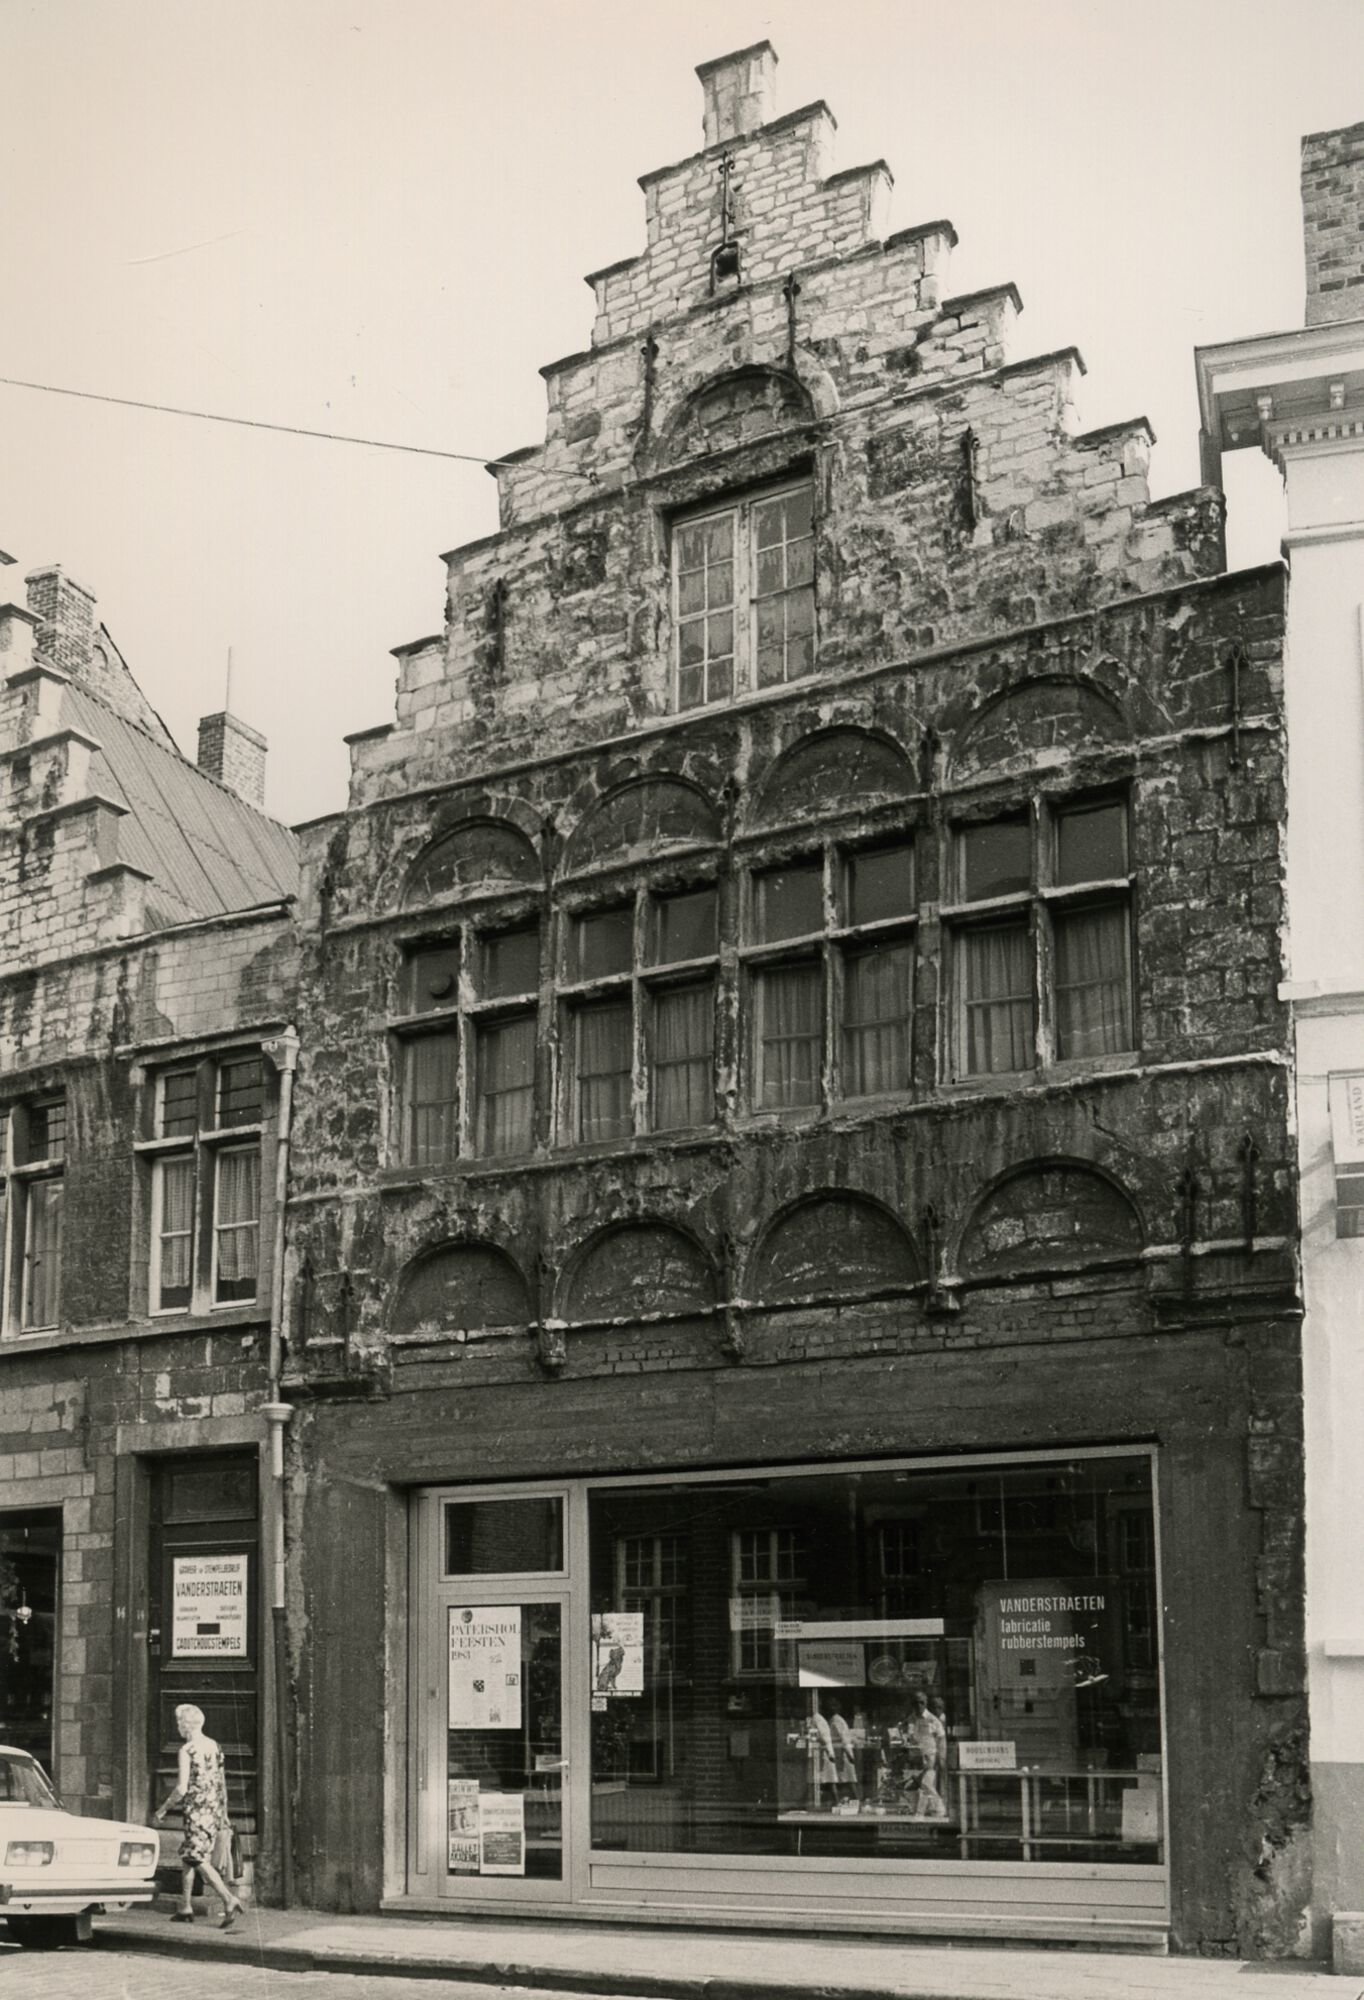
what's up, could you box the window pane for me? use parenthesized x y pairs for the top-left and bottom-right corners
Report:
(160, 1069), (199, 1138)
(755, 863), (822, 942)
(445, 1497), (564, 1575)
(214, 1146), (260, 1302)
(477, 1014), (536, 1156)
(1057, 804), (1128, 886)
(842, 944), (912, 1096)
(575, 907), (633, 981)
(651, 981), (714, 1131)
(23, 1179), (63, 1329)
(406, 1030), (459, 1165)
(960, 922), (1035, 1075)
(848, 843), (915, 926)
(1055, 905), (1133, 1058)
(408, 944), (460, 1014)
(217, 1056), (264, 1127)
(482, 926), (539, 999)
(24, 1098), (66, 1165)
(576, 998), (632, 1142)
(157, 1154), (196, 1310)
(960, 819), (1031, 902)
(653, 887), (717, 964)
(756, 962), (823, 1108)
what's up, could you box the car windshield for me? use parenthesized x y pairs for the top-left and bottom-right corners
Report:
(0, 1754), (60, 1810)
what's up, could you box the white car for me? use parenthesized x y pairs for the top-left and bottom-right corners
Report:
(0, 1744), (158, 1948)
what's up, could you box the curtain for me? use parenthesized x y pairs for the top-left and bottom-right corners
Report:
(479, 1015), (535, 1156)
(758, 963), (823, 1108)
(843, 945), (911, 1096)
(1055, 904), (1132, 1058)
(23, 1179), (63, 1330)
(577, 1000), (632, 1141)
(407, 1031), (459, 1164)
(652, 983), (714, 1131)
(158, 1154), (195, 1304)
(961, 923), (1035, 1075)
(215, 1147), (260, 1295)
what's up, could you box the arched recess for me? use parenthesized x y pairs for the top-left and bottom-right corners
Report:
(561, 777), (721, 878)
(391, 1242), (531, 1339)
(749, 1193), (920, 1304)
(750, 728), (916, 831)
(404, 819), (541, 907)
(651, 366), (817, 468)
(957, 1161), (1144, 1280)
(561, 1222), (716, 1323)
(947, 677), (1130, 786)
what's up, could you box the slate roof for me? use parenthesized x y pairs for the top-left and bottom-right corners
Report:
(62, 682), (299, 932)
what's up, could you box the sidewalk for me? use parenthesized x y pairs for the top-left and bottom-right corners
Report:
(90, 1901), (1358, 1999)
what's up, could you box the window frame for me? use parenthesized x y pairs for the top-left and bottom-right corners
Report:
(559, 880), (721, 1147)
(392, 918), (542, 1166)
(136, 1054), (266, 1316)
(0, 1096), (68, 1337)
(944, 793), (1136, 1083)
(740, 833), (918, 1116)
(670, 476), (816, 712)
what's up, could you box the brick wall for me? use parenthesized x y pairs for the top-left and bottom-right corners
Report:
(1303, 121), (1364, 326)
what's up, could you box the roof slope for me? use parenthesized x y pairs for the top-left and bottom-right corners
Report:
(63, 683), (299, 930)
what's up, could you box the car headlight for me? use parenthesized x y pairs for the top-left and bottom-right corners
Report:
(5, 1841), (54, 1866)
(119, 1841), (158, 1869)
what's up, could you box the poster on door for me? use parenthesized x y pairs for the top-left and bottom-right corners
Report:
(591, 1611), (644, 1695)
(447, 1778), (480, 1874)
(171, 1553), (249, 1658)
(478, 1792), (525, 1875)
(448, 1607), (522, 1730)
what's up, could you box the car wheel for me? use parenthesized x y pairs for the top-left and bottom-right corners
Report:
(5, 1912), (94, 1947)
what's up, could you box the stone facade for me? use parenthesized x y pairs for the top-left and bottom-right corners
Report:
(281, 46), (1307, 1953)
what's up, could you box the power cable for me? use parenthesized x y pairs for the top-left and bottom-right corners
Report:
(0, 372), (506, 466)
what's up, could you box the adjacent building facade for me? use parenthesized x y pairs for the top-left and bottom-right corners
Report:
(0, 561), (298, 1897)
(1198, 118), (1364, 1959)
(279, 48), (1307, 1951)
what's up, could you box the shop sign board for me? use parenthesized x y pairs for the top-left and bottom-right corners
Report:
(798, 1640), (865, 1687)
(777, 1617), (944, 1640)
(448, 1607), (522, 1730)
(447, 1779), (480, 1874)
(1330, 1072), (1364, 1164)
(171, 1552), (249, 1658)
(478, 1792), (525, 1875)
(958, 1740), (1018, 1771)
(979, 1579), (1114, 1693)
(591, 1611), (644, 1695)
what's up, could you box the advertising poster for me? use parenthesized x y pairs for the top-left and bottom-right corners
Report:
(958, 1740), (1018, 1772)
(446, 1778), (480, 1874)
(591, 1611), (644, 1695)
(171, 1552), (249, 1658)
(478, 1791), (526, 1875)
(979, 1578), (1116, 1694)
(448, 1606), (522, 1730)
(797, 1640), (865, 1688)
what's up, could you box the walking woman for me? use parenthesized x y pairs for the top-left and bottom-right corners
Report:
(153, 1703), (244, 1928)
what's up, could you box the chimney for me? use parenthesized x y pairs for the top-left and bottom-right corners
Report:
(198, 710), (267, 808)
(1303, 120), (1364, 327)
(696, 42), (777, 150)
(25, 565), (96, 678)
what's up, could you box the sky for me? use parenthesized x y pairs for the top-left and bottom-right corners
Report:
(4, 0), (1363, 827)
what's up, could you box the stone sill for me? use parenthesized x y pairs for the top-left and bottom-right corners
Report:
(0, 1304), (268, 1358)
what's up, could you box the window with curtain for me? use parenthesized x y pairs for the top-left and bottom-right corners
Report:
(951, 799), (1133, 1078)
(139, 1057), (266, 1315)
(406, 1031), (459, 1165)
(395, 924), (541, 1162)
(0, 1095), (68, 1335)
(155, 1154), (196, 1311)
(214, 1146), (260, 1302)
(651, 983), (714, 1131)
(843, 941), (913, 1096)
(755, 962), (823, 1109)
(576, 999), (633, 1142)
(673, 481), (815, 711)
(477, 1015), (536, 1155)
(22, 1178), (63, 1331)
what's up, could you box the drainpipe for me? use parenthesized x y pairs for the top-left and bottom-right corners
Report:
(261, 1028), (299, 1906)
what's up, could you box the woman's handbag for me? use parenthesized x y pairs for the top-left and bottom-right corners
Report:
(211, 1824), (241, 1881)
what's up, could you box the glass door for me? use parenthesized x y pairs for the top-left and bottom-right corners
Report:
(410, 1488), (575, 1903)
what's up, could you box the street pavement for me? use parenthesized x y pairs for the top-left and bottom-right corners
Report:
(0, 1946), (624, 1998)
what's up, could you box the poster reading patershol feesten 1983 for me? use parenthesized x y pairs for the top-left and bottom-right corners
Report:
(448, 1606), (522, 1730)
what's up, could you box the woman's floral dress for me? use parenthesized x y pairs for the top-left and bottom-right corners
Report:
(180, 1735), (229, 1868)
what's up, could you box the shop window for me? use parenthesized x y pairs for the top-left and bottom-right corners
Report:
(672, 481), (815, 711)
(1, 1097), (66, 1334)
(587, 1452), (1165, 1866)
(562, 885), (718, 1144)
(141, 1058), (263, 1313)
(0, 1511), (62, 1771)
(948, 799), (1133, 1079)
(394, 926), (540, 1165)
(744, 839), (916, 1113)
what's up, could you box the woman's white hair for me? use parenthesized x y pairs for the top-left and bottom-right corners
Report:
(174, 1703), (205, 1730)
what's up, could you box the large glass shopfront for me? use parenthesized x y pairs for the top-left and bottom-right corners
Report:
(408, 1450), (1169, 1938)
